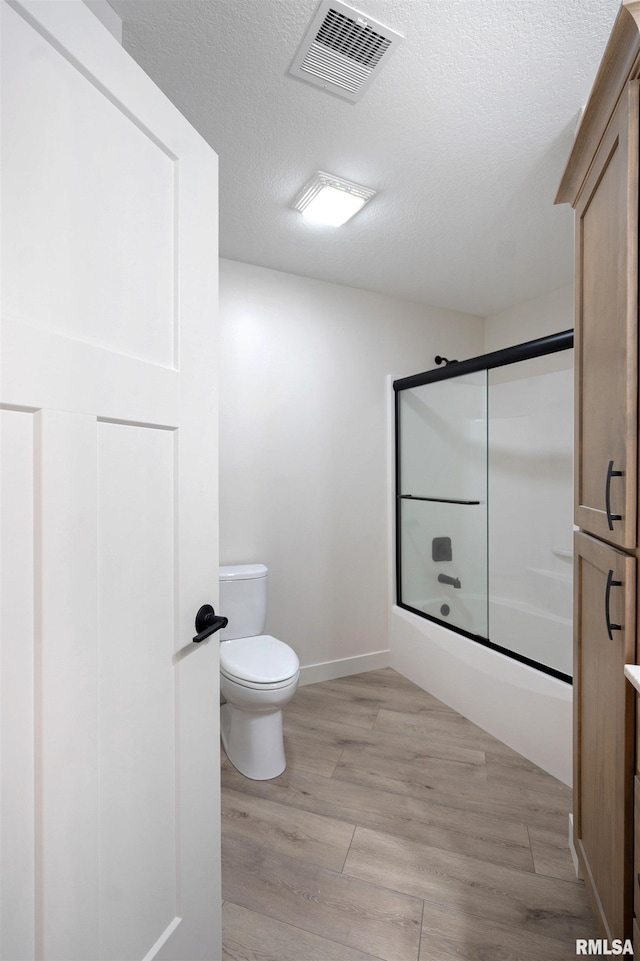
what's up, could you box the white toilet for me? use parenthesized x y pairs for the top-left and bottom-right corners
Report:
(218, 563), (300, 780)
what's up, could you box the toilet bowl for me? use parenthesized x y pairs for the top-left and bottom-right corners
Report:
(219, 566), (300, 780)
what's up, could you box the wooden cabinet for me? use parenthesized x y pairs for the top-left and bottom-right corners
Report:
(557, 3), (640, 942)
(573, 532), (635, 937)
(574, 82), (638, 552)
(635, 777), (640, 918)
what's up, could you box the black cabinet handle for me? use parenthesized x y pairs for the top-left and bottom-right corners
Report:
(605, 460), (623, 530)
(193, 604), (228, 643)
(605, 569), (622, 641)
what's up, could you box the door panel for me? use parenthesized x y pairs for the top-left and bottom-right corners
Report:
(1, 2), (220, 958)
(0, 410), (35, 961)
(574, 81), (639, 549)
(97, 423), (177, 959)
(574, 531), (636, 939)
(2, 6), (176, 365)
(37, 409), (100, 959)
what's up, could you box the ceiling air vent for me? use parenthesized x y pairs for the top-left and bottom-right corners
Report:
(289, 0), (404, 103)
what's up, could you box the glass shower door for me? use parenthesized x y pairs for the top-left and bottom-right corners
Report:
(396, 370), (488, 638)
(487, 356), (573, 677)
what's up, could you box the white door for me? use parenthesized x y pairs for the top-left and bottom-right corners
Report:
(0, 2), (221, 959)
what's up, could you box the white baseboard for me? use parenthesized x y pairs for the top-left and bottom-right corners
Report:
(298, 650), (390, 687)
(568, 813), (582, 879)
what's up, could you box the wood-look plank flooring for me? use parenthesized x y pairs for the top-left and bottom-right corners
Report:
(221, 667), (597, 960)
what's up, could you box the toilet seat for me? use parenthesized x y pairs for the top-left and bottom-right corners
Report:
(220, 670), (300, 692)
(220, 635), (299, 685)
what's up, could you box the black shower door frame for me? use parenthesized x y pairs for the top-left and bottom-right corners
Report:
(393, 329), (574, 683)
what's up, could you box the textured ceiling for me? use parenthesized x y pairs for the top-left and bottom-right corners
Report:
(108, 0), (621, 317)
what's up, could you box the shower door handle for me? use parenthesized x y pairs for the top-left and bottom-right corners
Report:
(193, 604), (228, 643)
(605, 569), (622, 641)
(605, 460), (623, 530)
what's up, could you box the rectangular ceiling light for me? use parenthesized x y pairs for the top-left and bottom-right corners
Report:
(292, 171), (376, 226)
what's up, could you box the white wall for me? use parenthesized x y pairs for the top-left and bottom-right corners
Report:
(484, 283), (573, 353)
(390, 283), (575, 784)
(218, 258), (483, 682)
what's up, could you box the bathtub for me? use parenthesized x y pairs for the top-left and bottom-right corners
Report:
(389, 603), (573, 785)
(416, 587), (571, 679)
(488, 596), (571, 678)
(418, 593), (486, 637)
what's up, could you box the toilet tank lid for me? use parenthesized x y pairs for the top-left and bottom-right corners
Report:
(219, 563), (267, 581)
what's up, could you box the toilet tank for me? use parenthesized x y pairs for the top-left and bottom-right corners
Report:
(218, 563), (268, 640)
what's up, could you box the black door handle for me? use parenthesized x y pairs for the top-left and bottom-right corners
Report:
(193, 604), (228, 643)
(605, 460), (623, 530)
(605, 569), (622, 641)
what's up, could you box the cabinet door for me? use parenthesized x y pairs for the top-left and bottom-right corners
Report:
(574, 531), (636, 939)
(575, 81), (639, 549)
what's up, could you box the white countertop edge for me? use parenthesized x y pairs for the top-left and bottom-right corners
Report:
(624, 664), (640, 693)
